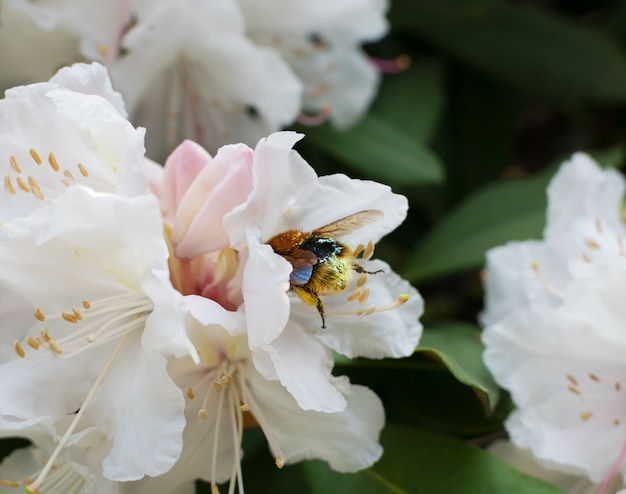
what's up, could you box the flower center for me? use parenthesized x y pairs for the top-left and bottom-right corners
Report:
(1, 454), (89, 494)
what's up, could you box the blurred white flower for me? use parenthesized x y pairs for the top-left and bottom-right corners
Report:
(482, 154), (626, 491)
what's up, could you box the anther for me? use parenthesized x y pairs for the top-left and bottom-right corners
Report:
(0, 480), (20, 487)
(198, 409), (208, 420)
(48, 153), (60, 172)
(353, 243), (365, 257)
(240, 404), (249, 412)
(9, 154), (22, 173)
(296, 104), (331, 126)
(596, 217), (603, 233)
(62, 312), (79, 323)
(41, 328), (51, 342)
(211, 485), (220, 494)
(584, 238), (600, 249)
(29, 148), (42, 165)
(186, 387), (195, 399)
(14, 340), (25, 358)
(82, 300), (91, 309)
(616, 383), (622, 392)
(16, 177), (30, 193)
(362, 241), (375, 260)
(582, 253), (592, 262)
(4, 175), (16, 194)
(213, 382), (223, 392)
(275, 456), (285, 469)
(27, 336), (40, 350)
(357, 273), (368, 287)
(580, 412), (593, 421)
(369, 54), (411, 74)
(77, 163), (89, 177)
(589, 373), (600, 382)
(63, 170), (75, 182)
(49, 341), (63, 354)
(347, 289), (361, 302)
(566, 374), (578, 386)
(72, 308), (83, 320)
(358, 287), (370, 304)
(568, 386), (581, 395)
(616, 419), (621, 426)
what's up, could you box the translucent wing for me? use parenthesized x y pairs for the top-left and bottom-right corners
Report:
(312, 210), (384, 238)
(285, 249), (317, 285)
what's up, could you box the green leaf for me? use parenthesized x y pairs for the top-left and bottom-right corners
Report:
(301, 115), (444, 186)
(301, 425), (567, 494)
(369, 63), (445, 144)
(402, 167), (553, 283)
(417, 322), (499, 412)
(392, 0), (626, 101)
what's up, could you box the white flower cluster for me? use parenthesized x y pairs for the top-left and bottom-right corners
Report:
(0, 63), (422, 494)
(482, 154), (626, 492)
(0, 0), (388, 160)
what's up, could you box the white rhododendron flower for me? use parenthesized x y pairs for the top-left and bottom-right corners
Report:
(121, 300), (384, 494)
(0, 62), (146, 237)
(108, 0), (302, 159)
(0, 187), (196, 486)
(223, 131), (423, 412)
(237, 0), (388, 128)
(482, 154), (626, 490)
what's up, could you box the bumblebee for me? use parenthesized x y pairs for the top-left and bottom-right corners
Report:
(267, 210), (383, 328)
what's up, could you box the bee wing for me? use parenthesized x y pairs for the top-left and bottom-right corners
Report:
(312, 210), (384, 238)
(285, 249), (317, 285)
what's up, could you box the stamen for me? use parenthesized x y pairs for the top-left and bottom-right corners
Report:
(353, 244), (365, 257)
(48, 153), (60, 172)
(72, 308), (83, 321)
(211, 389), (227, 493)
(0, 479), (20, 487)
(62, 312), (79, 323)
(48, 341), (63, 354)
(4, 175), (16, 195)
(275, 457), (285, 469)
(356, 273), (368, 288)
(16, 177), (30, 193)
(369, 54), (411, 74)
(77, 164), (89, 177)
(27, 336), (40, 350)
(82, 301), (91, 309)
(29, 148), (42, 165)
(568, 386), (581, 395)
(531, 261), (564, 298)
(331, 294), (409, 318)
(296, 104), (331, 126)
(584, 238), (600, 249)
(590, 373), (600, 382)
(34, 308), (45, 321)
(10, 154), (22, 173)
(347, 289), (361, 302)
(63, 170), (75, 183)
(566, 374), (578, 386)
(26, 334), (129, 493)
(580, 412), (593, 421)
(186, 386), (195, 399)
(14, 340), (25, 358)
(362, 241), (375, 261)
(596, 217), (603, 233)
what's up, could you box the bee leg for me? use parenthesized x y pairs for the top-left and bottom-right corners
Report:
(354, 264), (384, 276)
(293, 286), (327, 328)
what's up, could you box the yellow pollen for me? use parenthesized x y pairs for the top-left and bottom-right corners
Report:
(362, 241), (375, 260)
(186, 387), (195, 399)
(240, 404), (249, 412)
(14, 340), (25, 358)
(34, 308), (45, 322)
(357, 273), (368, 287)
(275, 456), (285, 469)
(49, 340), (63, 354)
(584, 238), (600, 249)
(77, 163), (89, 177)
(198, 409), (208, 420)
(589, 373), (600, 382)
(566, 374), (578, 386)
(29, 148), (42, 165)
(568, 386), (581, 395)
(62, 312), (78, 323)
(82, 300), (91, 309)
(353, 243), (365, 257)
(358, 287), (370, 304)
(580, 412), (593, 421)
(4, 175), (16, 195)
(0, 479), (20, 487)
(9, 154), (22, 173)
(63, 170), (75, 182)
(16, 177), (30, 193)
(72, 308), (83, 320)
(48, 153), (60, 172)
(347, 289), (361, 302)
(41, 328), (51, 342)
(27, 336), (40, 350)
